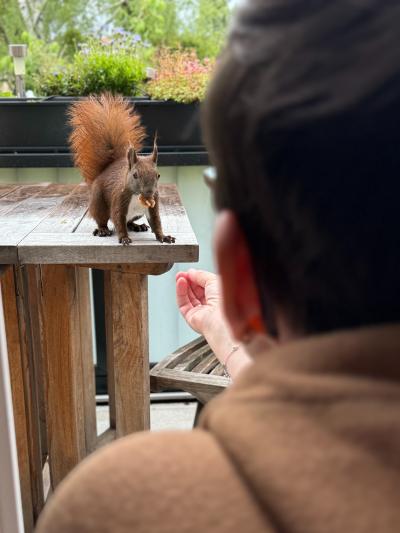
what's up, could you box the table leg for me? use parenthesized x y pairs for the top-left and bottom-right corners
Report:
(104, 270), (150, 437)
(25, 266), (48, 469)
(2, 266), (44, 532)
(39, 265), (95, 488)
(76, 267), (97, 454)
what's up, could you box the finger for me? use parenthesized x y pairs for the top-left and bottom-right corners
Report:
(176, 276), (190, 303)
(175, 271), (189, 281)
(180, 269), (205, 298)
(186, 282), (201, 307)
(187, 269), (215, 302)
(184, 276), (206, 304)
(176, 277), (194, 318)
(176, 269), (204, 302)
(187, 277), (206, 302)
(187, 269), (217, 288)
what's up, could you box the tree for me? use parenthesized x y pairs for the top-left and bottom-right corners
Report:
(110, 0), (231, 57)
(196, 0), (230, 57)
(111, 0), (179, 47)
(0, 0), (99, 88)
(0, 0), (98, 51)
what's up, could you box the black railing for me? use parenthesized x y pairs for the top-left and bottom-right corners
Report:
(0, 97), (208, 167)
(0, 148), (208, 167)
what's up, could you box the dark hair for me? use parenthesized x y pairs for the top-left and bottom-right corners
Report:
(203, 0), (400, 333)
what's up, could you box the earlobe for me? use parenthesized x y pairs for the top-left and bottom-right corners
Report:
(214, 210), (264, 341)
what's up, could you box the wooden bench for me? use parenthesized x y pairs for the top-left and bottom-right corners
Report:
(150, 336), (231, 406)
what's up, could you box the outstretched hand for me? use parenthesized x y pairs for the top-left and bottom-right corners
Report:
(176, 269), (222, 335)
(176, 269), (255, 379)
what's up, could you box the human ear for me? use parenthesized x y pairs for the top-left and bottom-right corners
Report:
(214, 210), (264, 341)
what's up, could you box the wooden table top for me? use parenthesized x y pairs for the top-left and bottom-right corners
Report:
(0, 183), (199, 265)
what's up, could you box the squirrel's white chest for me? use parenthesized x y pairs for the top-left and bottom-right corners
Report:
(127, 194), (147, 220)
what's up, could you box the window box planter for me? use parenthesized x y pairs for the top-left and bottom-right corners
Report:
(0, 97), (208, 167)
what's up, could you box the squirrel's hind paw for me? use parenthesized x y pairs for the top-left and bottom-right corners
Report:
(127, 221), (149, 232)
(94, 227), (112, 237)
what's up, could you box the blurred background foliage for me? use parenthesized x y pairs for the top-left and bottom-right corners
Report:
(0, 0), (234, 99)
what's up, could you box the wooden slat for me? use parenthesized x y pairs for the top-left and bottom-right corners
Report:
(13, 265), (46, 526)
(153, 369), (229, 389)
(80, 263), (173, 276)
(0, 184), (72, 264)
(104, 274), (116, 430)
(157, 186), (196, 235)
(173, 343), (211, 372)
(211, 363), (226, 376)
(2, 267), (35, 532)
(0, 183), (70, 218)
(24, 266), (47, 468)
(0, 184), (48, 217)
(104, 271), (150, 436)
(75, 267), (97, 454)
(0, 265), (26, 533)
(18, 184), (199, 265)
(150, 368), (229, 404)
(30, 183), (88, 234)
(0, 184), (21, 199)
(17, 233), (198, 264)
(2, 265), (48, 530)
(157, 337), (208, 372)
(191, 351), (218, 374)
(150, 334), (230, 402)
(39, 265), (87, 488)
(96, 428), (116, 450)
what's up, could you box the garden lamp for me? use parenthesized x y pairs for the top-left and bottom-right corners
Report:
(9, 44), (27, 98)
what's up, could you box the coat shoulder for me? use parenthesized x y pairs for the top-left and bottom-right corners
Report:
(36, 429), (269, 533)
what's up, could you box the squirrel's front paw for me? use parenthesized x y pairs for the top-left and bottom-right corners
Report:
(119, 236), (132, 245)
(157, 235), (176, 244)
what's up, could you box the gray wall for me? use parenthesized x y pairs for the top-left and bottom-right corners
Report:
(0, 166), (215, 362)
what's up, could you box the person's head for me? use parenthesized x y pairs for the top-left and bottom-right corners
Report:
(203, 0), (400, 342)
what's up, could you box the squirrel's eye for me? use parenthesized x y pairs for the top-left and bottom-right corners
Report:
(157, 173), (160, 179)
(133, 171), (138, 179)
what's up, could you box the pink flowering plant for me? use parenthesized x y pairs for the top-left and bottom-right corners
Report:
(146, 49), (215, 103)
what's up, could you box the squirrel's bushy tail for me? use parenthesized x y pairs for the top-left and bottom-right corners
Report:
(68, 93), (146, 183)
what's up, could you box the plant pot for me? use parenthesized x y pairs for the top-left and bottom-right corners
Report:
(0, 97), (208, 167)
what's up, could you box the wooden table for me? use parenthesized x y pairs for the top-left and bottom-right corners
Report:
(0, 182), (198, 532)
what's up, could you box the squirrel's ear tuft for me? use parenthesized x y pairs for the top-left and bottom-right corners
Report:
(127, 146), (138, 169)
(152, 134), (158, 164)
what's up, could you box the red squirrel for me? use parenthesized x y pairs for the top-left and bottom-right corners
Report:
(68, 93), (175, 245)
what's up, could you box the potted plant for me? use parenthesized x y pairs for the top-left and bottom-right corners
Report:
(0, 37), (211, 167)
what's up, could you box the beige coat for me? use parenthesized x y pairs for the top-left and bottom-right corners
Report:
(36, 324), (400, 532)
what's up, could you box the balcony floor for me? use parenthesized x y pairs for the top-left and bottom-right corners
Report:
(96, 401), (197, 435)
